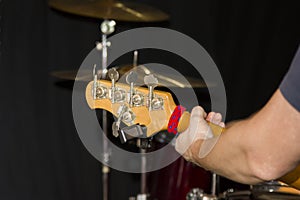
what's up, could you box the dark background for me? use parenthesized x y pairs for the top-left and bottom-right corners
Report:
(0, 0), (300, 199)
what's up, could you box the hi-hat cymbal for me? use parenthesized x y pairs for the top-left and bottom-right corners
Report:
(50, 65), (213, 88)
(48, 0), (169, 22)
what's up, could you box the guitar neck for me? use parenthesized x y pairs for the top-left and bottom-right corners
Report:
(177, 111), (224, 137)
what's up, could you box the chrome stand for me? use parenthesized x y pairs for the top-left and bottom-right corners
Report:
(128, 146), (150, 200)
(140, 148), (147, 195)
(96, 19), (116, 200)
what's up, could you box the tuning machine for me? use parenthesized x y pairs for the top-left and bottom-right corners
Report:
(144, 74), (163, 110)
(108, 68), (126, 103)
(126, 71), (144, 107)
(112, 104), (136, 137)
(92, 64), (108, 99)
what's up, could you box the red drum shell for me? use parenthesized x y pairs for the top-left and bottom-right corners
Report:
(147, 156), (211, 200)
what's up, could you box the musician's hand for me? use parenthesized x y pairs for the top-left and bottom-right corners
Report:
(175, 106), (225, 163)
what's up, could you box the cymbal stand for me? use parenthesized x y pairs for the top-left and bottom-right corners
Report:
(125, 51), (151, 200)
(186, 172), (219, 200)
(129, 141), (151, 200)
(211, 172), (218, 197)
(96, 19), (116, 200)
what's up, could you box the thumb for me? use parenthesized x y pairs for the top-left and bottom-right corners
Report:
(175, 106), (206, 155)
(188, 106), (206, 133)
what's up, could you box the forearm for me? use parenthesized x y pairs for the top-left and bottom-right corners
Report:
(191, 90), (300, 184)
(192, 119), (265, 184)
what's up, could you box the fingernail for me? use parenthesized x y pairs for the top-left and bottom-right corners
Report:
(214, 113), (222, 121)
(207, 112), (215, 121)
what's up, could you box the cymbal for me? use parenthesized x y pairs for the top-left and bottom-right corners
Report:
(48, 0), (169, 22)
(50, 65), (213, 88)
(50, 65), (132, 81)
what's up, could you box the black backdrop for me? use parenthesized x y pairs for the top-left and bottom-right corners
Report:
(0, 0), (300, 199)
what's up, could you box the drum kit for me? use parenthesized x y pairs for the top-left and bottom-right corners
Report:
(49, 0), (300, 199)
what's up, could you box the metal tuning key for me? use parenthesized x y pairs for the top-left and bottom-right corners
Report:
(92, 64), (107, 99)
(144, 74), (158, 110)
(126, 71), (138, 107)
(112, 104), (126, 138)
(108, 68), (119, 103)
(113, 104), (137, 140)
(108, 68), (119, 85)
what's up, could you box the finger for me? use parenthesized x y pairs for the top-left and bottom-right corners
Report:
(206, 112), (216, 122)
(211, 113), (222, 124)
(175, 132), (189, 155)
(191, 106), (207, 118)
(219, 122), (225, 128)
(189, 106), (206, 134)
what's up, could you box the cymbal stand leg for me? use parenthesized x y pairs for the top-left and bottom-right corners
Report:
(141, 148), (147, 194)
(129, 147), (149, 200)
(211, 172), (217, 196)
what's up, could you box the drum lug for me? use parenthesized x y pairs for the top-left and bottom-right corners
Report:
(186, 188), (218, 200)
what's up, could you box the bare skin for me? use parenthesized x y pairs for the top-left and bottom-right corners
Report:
(176, 89), (300, 184)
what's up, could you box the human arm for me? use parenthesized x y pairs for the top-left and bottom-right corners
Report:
(176, 89), (300, 184)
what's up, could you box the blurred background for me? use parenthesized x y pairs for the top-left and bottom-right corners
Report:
(0, 0), (300, 199)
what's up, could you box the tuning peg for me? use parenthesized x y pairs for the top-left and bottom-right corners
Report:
(108, 68), (119, 81)
(144, 74), (158, 87)
(108, 68), (119, 103)
(126, 71), (138, 107)
(126, 71), (138, 85)
(144, 74), (159, 110)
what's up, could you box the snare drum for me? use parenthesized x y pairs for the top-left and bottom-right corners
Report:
(223, 181), (300, 200)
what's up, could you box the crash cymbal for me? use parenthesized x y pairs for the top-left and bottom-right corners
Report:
(119, 65), (213, 88)
(48, 0), (169, 22)
(50, 65), (214, 88)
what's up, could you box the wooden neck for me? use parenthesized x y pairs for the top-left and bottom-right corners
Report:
(177, 111), (224, 137)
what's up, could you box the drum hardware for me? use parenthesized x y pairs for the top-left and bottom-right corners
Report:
(133, 50), (139, 67)
(211, 173), (218, 196)
(221, 181), (300, 200)
(94, 19), (116, 200)
(129, 193), (150, 200)
(48, 0), (169, 22)
(186, 188), (218, 200)
(185, 172), (219, 200)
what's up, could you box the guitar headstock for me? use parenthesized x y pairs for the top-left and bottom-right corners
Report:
(85, 69), (177, 138)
